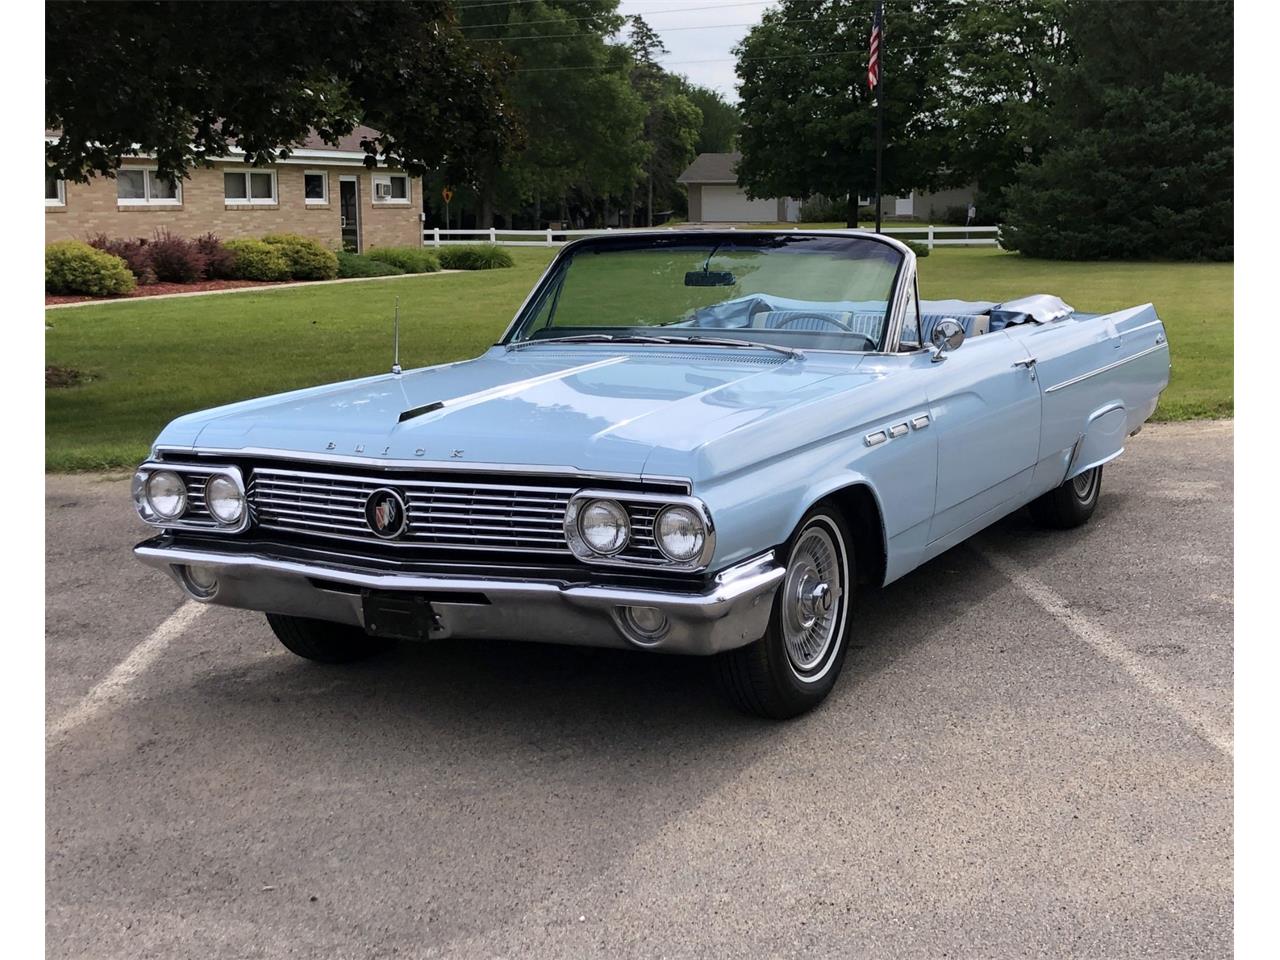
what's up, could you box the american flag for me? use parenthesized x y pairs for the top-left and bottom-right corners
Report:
(867, 2), (882, 89)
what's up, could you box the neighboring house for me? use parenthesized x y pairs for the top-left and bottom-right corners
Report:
(678, 151), (978, 224)
(44, 126), (423, 251)
(678, 152), (800, 224)
(906, 184), (979, 222)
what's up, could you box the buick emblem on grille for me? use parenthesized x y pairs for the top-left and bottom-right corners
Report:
(364, 488), (408, 539)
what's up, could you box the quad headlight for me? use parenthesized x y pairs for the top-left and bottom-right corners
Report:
(565, 491), (713, 569)
(205, 473), (245, 525)
(144, 470), (187, 520)
(577, 498), (631, 555)
(132, 462), (249, 533)
(655, 504), (707, 562)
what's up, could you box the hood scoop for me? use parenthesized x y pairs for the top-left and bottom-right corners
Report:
(398, 401), (444, 423)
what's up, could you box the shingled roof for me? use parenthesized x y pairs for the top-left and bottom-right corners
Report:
(677, 152), (742, 185)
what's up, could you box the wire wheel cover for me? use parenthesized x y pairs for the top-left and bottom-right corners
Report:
(1072, 468), (1099, 501)
(782, 524), (844, 673)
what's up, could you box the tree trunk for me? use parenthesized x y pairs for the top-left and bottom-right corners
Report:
(846, 191), (859, 229)
(479, 187), (495, 229)
(647, 173), (654, 227)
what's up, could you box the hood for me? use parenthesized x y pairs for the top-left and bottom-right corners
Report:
(156, 345), (866, 477)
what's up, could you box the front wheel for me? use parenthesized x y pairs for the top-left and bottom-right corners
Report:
(1029, 465), (1102, 529)
(266, 613), (396, 664)
(714, 505), (854, 719)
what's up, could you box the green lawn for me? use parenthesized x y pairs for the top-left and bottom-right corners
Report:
(45, 246), (1231, 471)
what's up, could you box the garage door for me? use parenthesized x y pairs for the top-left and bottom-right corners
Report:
(700, 185), (778, 223)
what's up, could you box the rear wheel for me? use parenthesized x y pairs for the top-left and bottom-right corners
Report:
(715, 505), (854, 719)
(266, 613), (396, 664)
(1029, 465), (1102, 529)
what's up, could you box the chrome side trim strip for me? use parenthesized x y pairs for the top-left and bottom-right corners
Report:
(1043, 342), (1168, 394)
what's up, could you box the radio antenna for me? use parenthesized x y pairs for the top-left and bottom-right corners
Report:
(391, 297), (402, 376)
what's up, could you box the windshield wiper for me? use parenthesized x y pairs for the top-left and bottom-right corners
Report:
(507, 334), (672, 350)
(507, 333), (802, 359)
(673, 336), (804, 358)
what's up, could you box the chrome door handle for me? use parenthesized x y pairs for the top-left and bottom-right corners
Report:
(1012, 357), (1037, 368)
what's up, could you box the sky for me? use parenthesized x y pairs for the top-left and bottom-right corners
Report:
(615, 0), (772, 101)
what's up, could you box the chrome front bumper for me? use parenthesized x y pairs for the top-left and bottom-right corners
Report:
(133, 541), (785, 656)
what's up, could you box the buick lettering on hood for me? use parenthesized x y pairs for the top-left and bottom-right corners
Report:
(133, 231), (1169, 718)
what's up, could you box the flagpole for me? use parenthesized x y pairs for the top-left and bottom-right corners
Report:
(874, 0), (884, 234)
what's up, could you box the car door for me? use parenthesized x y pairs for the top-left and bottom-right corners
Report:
(925, 332), (1042, 544)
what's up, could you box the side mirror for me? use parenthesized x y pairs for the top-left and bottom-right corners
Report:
(930, 318), (965, 362)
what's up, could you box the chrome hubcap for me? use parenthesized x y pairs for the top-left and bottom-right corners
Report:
(1072, 468), (1098, 501)
(782, 526), (843, 673)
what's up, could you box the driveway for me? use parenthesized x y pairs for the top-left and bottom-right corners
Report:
(46, 421), (1233, 959)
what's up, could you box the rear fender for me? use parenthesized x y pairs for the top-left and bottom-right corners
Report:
(1066, 401), (1128, 481)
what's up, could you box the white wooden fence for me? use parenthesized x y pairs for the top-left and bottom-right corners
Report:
(423, 224), (1000, 251)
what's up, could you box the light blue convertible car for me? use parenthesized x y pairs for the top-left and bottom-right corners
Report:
(133, 231), (1170, 717)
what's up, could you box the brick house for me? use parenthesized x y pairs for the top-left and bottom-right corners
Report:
(44, 126), (424, 252)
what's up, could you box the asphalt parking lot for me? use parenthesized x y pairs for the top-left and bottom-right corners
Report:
(46, 421), (1233, 959)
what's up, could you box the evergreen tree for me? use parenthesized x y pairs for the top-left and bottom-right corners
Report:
(1001, 0), (1233, 260)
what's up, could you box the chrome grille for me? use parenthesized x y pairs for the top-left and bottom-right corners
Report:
(250, 467), (577, 554)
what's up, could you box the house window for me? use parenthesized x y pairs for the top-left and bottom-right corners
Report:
(303, 170), (328, 204)
(45, 170), (65, 207)
(224, 169), (277, 205)
(372, 173), (410, 204)
(117, 168), (181, 205)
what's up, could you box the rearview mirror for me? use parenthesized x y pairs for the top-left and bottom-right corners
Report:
(684, 270), (736, 287)
(930, 318), (965, 361)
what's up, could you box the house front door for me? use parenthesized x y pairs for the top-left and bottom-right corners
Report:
(339, 177), (360, 252)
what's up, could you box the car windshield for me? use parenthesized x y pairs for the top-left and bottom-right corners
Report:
(507, 234), (904, 353)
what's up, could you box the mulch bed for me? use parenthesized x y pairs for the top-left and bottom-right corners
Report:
(46, 278), (286, 305)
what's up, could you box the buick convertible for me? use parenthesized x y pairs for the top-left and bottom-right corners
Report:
(133, 231), (1170, 718)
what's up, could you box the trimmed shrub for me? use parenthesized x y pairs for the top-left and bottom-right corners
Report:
(87, 234), (155, 284)
(905, 240), (930, 258)
(798, 194), (846, 223)
(148, 229), (209, 283)
(365, 246), (440, 274)
(336, 251), (407, 278)
(437, 244), (515, 270)
(223, 239), (291, 281)
(263, 233), (339, 280)
(194, 233), (237, 280)
(46, 241), (136, 296)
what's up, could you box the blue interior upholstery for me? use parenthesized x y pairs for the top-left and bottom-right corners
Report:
(761, 311), (885, 339)
(920, 313), (988, 342)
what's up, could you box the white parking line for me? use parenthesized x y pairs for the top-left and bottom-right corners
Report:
(976, 544), (1233, 758)
(47, 601), (209, 742)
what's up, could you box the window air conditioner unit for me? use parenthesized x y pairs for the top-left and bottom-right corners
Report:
(375, 182), (393, 199)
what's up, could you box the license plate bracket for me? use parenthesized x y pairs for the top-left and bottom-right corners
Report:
(361, 590), (441, 641)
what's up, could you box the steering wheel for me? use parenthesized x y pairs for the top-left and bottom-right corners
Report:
(772, 312), (856, 332)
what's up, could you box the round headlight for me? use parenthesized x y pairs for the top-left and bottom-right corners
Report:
(145, 470), (187, 520)
(205, 474), (245, 525)
(578, 499), (630, 555)
(656, 504), (706, 562)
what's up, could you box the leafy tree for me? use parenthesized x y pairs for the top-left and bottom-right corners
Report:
(458, 0), (648, 226)
(627, 17), (702, 225)
(1001, 0), (1233, 260)
(944, 0), (1070, 221)
(45, 0), (516, 184)
(684, 84), (741, 154)
(735, 0), (957, 226)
